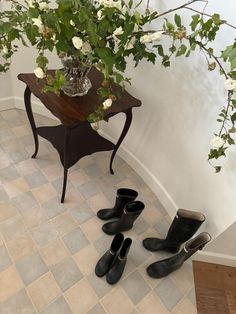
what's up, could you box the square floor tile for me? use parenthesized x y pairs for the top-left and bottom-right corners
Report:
(74, 244), (99, 276)
(16, 252), (48, 286)
(87, 273), (111, 298)
(0, 245), (12, 271)
(40, 239), (69, 268)
(136, 291), (169, 314)
(51, 257), (82, 292)
(64, 278), (98, 313)
(62, 227), (89, 255)
(0, 266), (24, 302)
(101, 286), (134, 314)
(121, 271), (151, 305)
(30, 221), (59, 247)
(69, 202), (94, 224)
(0, 215), (27, 242)
(0, 289), (36, 314)
(6, 234), (37, 262)
(78, 181), (100, 199)
(27, 272), (61, 311)
(87, 303), (106, 314)
(25, 170), (48, 189)
(0, 165), (20, 183)
(42, 197), (67, 219)
(39, 296), (72, 314)
(12, 191), (38, 211)
(51, 213), (77, 236)
(0, 202), (17, 222)
(154, 277), (183, 311)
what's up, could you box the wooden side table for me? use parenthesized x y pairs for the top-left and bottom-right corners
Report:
(18, 68), (141, 203)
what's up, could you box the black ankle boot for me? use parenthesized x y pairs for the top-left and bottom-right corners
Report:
(106, 238), (132, 284)
(97, 188), (138, 221)
(147, 232), (211, 278)
(102, 201), (145, 235)
(95, 233), (124, 277)
(143, 209), (205, 253)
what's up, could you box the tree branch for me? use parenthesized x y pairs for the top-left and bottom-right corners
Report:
(185, 7), (236, 30)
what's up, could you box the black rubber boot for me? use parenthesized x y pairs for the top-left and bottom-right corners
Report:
(97, 188), (138, 221)
(95, 233), (124, 277)
(102, 201), (145, 235)
(143, 209), (205, 253)
(147, 232), (211, 278)
(106, 238), (132, 284)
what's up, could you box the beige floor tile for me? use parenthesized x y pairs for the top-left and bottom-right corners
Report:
(40, 239), (69, 267)
(41, 164), (63, 181)
(136, 292), (169, 314)
(12, 125), (31, 138)
(0, 153), (12, 170)
(80, 217), (102, 242)
(64, 278), (98, 313)
(64, 188), (85, 209)
(6, 234), (37, 262)
(19, 205), (48, 229)
(16, 159), (39, 177)
(27, 271), (61, 311)
(87, 193), (111, 213)
(171, 263), (194, 295)
(142, 204), (164, 226)
(171, 297), (197, 314)
(0, 202), (18, 222)
(74, 244), (99, 276)
(32, 183), (57, 204)
(69, 169), (90, 187)
(101, 286), (134, 314)
(51, 213), (77, 236)
(0, 265), (24, 302)
(3, 178), (30, 198)
(0, 215), (27, 242)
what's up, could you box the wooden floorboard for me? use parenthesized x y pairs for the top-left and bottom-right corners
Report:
(193, 261), (236, 314)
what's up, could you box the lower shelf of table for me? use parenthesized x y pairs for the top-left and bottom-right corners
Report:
(37, 123), (115, 168)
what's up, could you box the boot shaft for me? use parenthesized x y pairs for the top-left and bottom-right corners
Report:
(166, 209), (205, 246)
(114, 188), (138, 211)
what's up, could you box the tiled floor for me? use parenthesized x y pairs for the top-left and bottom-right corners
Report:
(0, 109), (197, 313)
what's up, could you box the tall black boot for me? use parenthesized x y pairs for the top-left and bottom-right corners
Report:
(95, 233), (124, 277)
(143, 209), (205, 253)
(97, 188), (138, 220)
(147, 232), (211, 278)
(106, 238), (132, 284)
(102, 201), (145, 235)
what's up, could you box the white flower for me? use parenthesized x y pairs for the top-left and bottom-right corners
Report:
(97, 10), (103, 20)
(39, 2), (49, 11)
(224, 78), (236, 91)
(26, 0), (34, 8)
(151, 31), (163, 41)
(34, 67), (45, 79)
(72, 36), (83, 50)
(103, 98), (112, 109)
(113, 26), (124, 37)
(70, 20), (75, 26)
(140, 31), (163, 44)
(210, 136), (225, 149)
(32, 17), (44, 33)
(81, 42), (92, 54)
(99, 0), (121, 9)
(2, 46), (8, 55)
(125, 37), (136, 50)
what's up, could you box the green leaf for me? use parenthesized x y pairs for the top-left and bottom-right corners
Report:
(176, 44), (187, 57)
(174, 14), (181, 28)
(36, 55), (48, 69)
(231, 112), (236, 124)
(190, 14), (200, 31)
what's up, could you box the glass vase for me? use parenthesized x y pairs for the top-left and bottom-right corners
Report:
(61, 57), (92, 97)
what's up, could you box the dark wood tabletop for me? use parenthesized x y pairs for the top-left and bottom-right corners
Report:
(18, 67), (141, 127)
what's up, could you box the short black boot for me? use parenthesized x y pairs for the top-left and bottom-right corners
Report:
(143, 209), (205, 253)
(102, 201), (145, 235)
(97, 188), (138, 220)
(106, 238), (132, 284)
(147, 232), (211, 278)
(95, 233), (124, 277)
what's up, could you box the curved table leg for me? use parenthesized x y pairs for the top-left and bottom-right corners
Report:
(24, 86), (39, 158)
(61, 127), (70, 203)
(109, 108), (133, 174)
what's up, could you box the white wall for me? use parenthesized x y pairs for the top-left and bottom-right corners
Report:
(1, 0), (236, 242)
